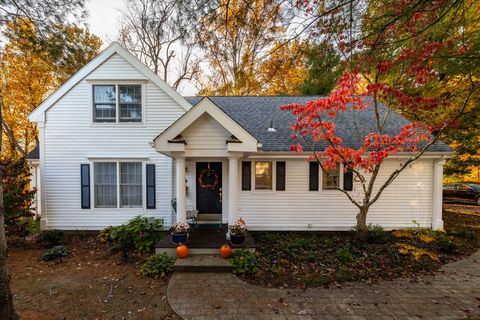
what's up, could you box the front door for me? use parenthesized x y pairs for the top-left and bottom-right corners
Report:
(196, 162), (222, 214)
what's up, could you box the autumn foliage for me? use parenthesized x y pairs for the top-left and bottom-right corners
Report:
(282, 0), (479, 240)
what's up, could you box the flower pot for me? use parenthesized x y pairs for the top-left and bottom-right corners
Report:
(230, 234), (245, 246)
(172, 233), (189, 245)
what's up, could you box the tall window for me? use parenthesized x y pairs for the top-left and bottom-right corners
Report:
(94, 161), (143, 208)
(322, 165), (340, 190)
(255, 161), (272, 190)
(120, 162), (142, 207)
(94, 162), (117, 207)
(119, 85), (142, 122)
(93, 84), (142, 123)
(93, 85), (116, 122)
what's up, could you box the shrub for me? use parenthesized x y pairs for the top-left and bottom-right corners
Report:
(25, 219), (41, 235)
(42, 245), (69, 261)
(98, 226), (115, 243)
(434, 234), (457, 253)
(231, 249), (258, 276)
(110, 216), (164, 253)
(335, 244), (353, 264)
(41, 229), (64, 246)
(367, 224), (391, 244)
(139, 254), (176, 278)
(2, 158), (35, 226)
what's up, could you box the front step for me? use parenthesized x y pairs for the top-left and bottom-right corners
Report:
(197, 213), (222, 221)
(174, 255), (232, 272)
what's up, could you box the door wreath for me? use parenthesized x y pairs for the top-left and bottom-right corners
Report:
(198, 168), (219, 190)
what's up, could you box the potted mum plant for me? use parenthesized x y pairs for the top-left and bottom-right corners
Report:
(171, 221), (190, 245)
(229, 219), (247, 246)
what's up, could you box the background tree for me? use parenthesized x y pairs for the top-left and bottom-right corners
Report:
(258, 40), (307, 95)
(0, 19), (101, 159)
(0, 1), (89, 318)
(117, 0), (200, 91)
(196, 0), (287, 95)
(283, 0), (479, 240)
(298, 42), (344, 95)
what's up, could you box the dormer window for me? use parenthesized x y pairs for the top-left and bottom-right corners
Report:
(93, 84), (142, 123)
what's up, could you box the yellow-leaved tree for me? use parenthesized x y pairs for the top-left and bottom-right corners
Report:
(0, 19), (101, 159)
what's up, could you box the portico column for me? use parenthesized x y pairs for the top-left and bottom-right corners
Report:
(175, 157), (186, 222)
(432, 159), (446, 230)
(228, 157), (239, 226)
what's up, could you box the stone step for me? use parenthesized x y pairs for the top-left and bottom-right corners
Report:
(173, 255), (232, 272)
(197, 213), (222, 221)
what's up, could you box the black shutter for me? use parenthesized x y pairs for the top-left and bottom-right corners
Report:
(81, 164), (90, 209)
(242, 161), (251, 191)
(146, 164), (156, 209)
(343, 166), (353, 191)
(309, 162), (319, 191)
(276, 161), (286, 191)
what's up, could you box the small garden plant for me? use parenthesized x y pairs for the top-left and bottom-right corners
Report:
(42, 245), (69, 261)
(230, 249), (258, 276)
(171, 221), (190, 234)
(229, 220), (247, 235)
(139, 253), (176, 278)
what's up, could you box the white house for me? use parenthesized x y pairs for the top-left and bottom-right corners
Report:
(27, 42), (451, 231)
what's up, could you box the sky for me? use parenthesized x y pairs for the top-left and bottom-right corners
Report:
(86, 0), (198, 95)
(86, 0), (123, 44)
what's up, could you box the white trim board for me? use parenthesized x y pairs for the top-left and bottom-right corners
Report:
(28, 42), (192, 123)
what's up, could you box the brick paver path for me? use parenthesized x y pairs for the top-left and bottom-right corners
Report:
(167, 251), (480, 319)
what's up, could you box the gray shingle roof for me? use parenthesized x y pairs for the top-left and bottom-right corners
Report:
(185, 96), (451, 153)
(26, 145), (39, 159)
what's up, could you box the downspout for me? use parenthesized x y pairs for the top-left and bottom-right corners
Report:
(432, 157), (446, 230)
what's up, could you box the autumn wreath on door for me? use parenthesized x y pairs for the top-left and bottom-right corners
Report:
(198, 167), (219, 190)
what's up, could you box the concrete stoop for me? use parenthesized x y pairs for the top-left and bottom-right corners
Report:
(173, 255), (232, 272)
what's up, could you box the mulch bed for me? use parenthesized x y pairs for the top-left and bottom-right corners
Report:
(246, 208), (480, 289)
(8, 234), (179, 320)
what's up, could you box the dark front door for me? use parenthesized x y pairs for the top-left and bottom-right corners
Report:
(196, 162), (222, 214)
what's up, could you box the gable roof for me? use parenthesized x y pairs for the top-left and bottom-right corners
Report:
(154, 97), (259, 155)
(185, 96), (452, 153)
(26, 145), (39, 160)
(28, 42), (192, 122)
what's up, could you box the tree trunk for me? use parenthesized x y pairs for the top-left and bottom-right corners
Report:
(356, 206), (369, 242)
(0, 94), (19, 320)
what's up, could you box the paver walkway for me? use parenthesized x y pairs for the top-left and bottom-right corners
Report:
(167, 251), (480, 319)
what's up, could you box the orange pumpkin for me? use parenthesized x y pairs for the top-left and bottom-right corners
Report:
(219, 244), (232, 258)
(176, 244), (188, 258)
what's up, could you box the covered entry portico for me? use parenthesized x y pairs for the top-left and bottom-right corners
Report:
(154, 97), (260, 227)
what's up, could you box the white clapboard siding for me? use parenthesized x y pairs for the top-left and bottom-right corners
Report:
(43, 53), (185, 229)
(85, 53), (145, 80)
(182, 113), (230, 151)
(237, 158), (433, 230)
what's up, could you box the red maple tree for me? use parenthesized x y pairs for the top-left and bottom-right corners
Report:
(282, 1), (478, 240)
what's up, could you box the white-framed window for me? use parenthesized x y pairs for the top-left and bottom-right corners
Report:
(322, 164), (340, 190)
(93, 84), (143, 123)
(255, 161), (273, 190)
(93, 161), (144, 208)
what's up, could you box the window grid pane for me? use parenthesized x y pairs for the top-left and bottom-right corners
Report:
(93, 85), (116, 122)
(119, 85), (142, 122)
(322, 165), (340, 190)
(120, 162), (142, 208)
(255, 161), (272, 190)
(94, 162), (117, 208)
